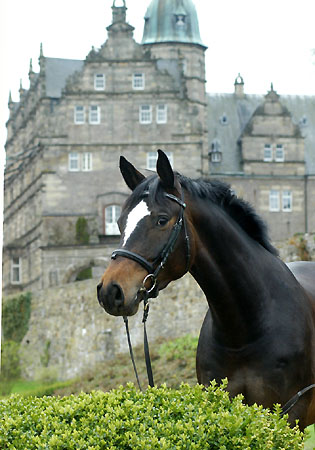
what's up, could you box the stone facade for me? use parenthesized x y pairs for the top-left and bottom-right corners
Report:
(2, 0), (315, 296)
(3, 2), (207, 295)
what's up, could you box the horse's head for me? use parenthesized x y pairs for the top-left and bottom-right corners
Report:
(97, 150), (193, 316)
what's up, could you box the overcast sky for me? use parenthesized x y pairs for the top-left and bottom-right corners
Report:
(0, 0), (314, 230)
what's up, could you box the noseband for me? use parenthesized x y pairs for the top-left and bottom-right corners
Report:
(111, 187), (190, 292)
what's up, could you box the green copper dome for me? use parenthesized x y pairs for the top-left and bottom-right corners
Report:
(141, 0), (205, 47)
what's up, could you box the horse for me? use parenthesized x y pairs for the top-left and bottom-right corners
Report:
(97, 149), (315, 430)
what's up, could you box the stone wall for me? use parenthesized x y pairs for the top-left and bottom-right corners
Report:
(19, 274), (207, 381)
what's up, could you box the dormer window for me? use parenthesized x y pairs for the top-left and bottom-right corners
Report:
(175, 14), (186, 26)
(209, 140), (222, 163)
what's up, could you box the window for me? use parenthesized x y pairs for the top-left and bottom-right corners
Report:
(156, 104), (167, 124)
(69, 152), (93, 172)
(175, 14), (186, 26)
(269, 190), (280, 212)
(11, 257), (22, 284)
(139, 105), (152, 124)
(275, 144), (284, 162)
(74, 106), (85, 124)
(211, 152), (222, 163)
(94, 74), (105, 90)
(133, 73), (145, 90)
(264, 144), (272, 162)
(209, 140), (222, 163)
(89, 105), (100, 124)
(147, 151), (173, 170)
(69, 153), (80, 171)
(82, 152), (93, 171)
(105, 205), (121, 235)
(282, 191), (292, 212)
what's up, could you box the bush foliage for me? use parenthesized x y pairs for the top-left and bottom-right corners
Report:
(0, 381), (304, 449)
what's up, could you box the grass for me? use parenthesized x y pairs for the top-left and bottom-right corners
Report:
(304, 425), (315, 449)
(0, 379), (74, 398)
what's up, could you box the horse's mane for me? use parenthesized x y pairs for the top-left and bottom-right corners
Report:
(131, 173), (278, 256)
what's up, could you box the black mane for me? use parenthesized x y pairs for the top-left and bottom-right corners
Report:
(130, 173), (278, 256)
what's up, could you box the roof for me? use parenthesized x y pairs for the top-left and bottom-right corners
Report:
(45, 58), (84, 98)
(207, 93), (315, 175)
(141, 0), (205, 47)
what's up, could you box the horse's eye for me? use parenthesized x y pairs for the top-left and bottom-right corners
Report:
(157, 216), (169, 227)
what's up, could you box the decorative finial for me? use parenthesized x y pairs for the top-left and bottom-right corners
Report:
(113, 0), (126, 6)
(40, 42), (44, 58)
(19, 79), (23, 90)
(8, 90), (12, 105)
(270, 82), (274, 91)
(235, 73), (244, 85)
(29, 58), (33, 73)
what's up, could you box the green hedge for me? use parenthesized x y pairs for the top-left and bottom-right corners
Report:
(0, 381), (304, 449)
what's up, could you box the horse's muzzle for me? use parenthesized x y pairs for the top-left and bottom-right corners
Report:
(97, 281), (125, 316)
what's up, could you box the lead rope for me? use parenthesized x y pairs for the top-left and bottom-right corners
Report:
(280, 383), (315, 416)
(123, 315), (142, 391)
(123, 294), (154, 391)
(143, 297), (154, 388)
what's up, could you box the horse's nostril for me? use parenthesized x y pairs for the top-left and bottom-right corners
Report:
(111, 283), (124, 307)
(97, 282), (102, 296)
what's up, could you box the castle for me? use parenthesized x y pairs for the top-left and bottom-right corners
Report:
(3, 0), (315, 295)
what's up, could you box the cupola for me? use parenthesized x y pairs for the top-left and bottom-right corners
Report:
(142, 0), (205, 47)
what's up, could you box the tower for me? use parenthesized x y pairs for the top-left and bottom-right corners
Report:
(141, 0), (208, 173)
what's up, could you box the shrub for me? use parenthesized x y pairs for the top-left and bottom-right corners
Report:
(0, 381), (304, 449)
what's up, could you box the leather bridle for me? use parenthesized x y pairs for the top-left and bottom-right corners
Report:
(111, 187), (190, 295)
(110, 185), (190, 390)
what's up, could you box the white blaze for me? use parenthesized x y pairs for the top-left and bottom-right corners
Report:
(123, 200), (150, 246)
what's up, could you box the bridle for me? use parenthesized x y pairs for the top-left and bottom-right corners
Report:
(111, 185), (190, 390)
(111, 188), (190, 289)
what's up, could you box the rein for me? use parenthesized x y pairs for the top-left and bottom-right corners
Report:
(112, 187), (190, 390)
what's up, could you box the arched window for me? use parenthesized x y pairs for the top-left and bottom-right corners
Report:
(104, 205), (121, 235)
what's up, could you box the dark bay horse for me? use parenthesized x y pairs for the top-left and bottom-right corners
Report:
(97, 149), (315, 430)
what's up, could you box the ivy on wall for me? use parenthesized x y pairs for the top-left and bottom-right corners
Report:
(75, 217), (90, 245)
(2, 292), (32, 343)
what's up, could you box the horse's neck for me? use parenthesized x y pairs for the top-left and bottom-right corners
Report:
(190, 205), (275, 348)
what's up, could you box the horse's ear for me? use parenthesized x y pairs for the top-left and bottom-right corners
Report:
(156, 149), (174, 188)
(119, 156), (145, 191)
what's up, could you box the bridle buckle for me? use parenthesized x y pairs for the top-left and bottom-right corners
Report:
(142, 273), (157, 294)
